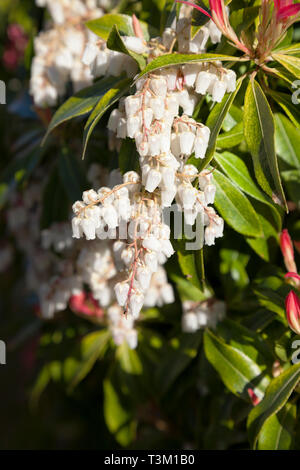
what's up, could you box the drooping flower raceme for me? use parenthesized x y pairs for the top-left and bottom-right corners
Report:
(70, 6), (232, 321)
(30, 0), (110, 107)
(181, 299), (226, 333)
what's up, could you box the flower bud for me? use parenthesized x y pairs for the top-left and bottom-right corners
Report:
(280, 229), (297, 273)
(114, 282), (130, 307)
(285, 290), (300, 334)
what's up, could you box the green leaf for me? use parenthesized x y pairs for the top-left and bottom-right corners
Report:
(267, 89), (300, 129)
(275, 113), (300, 169)
(107, 24), (146, 70)
(214, 151), (282, 230)
(244, 78), (286, 209)
(247, 363), (300, 448)
(170, 273), (211, 302)
(257, 402), (296, 450)
(176, 239), (205, 290)
(44, 76), (127, 142)
(204, 329), (270, 401)
(216, 121), (244, 149)
(103, 374), (136, 447)
(217, 319), (274, 366)
(156, 332), (202, 395)
(230, 6), (260, 36)
(135, 53), (243, 80)
(82, 76), (131, 159)
(274, 43), (300, 57)
(86, 13), (154, 41)
(272, 53), (300, 78)
(67, 330), (110, 392)
(118, 138), (139, 174)
(213, 168), (263, 238)
(197, 77), (244, 170)
(246, 200), (280, 262)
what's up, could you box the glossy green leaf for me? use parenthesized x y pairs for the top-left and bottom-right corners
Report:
(244, 78), (286, 209)
(257, 402), (296, 450)
(135, 53), (243, 80)
(156, 332), (202, 395)
(204, 329), (270, 401)
(86, 13), (153, 41)
(198, 77), (244, 170)
(272, 53), (300, 78)
(275, 113), (300, 169)
(176, 239), (205, 290)
(214, 151), (282, 230)
(274, 43), (300, 57)
(245, 200), (280, 262)
(267, 89), (300, 129)
(82, 76), (131, 158)
(247, 363), (300, 448)
(103, 375), (136, 447)
(213, 169), (263, 238)
(217, 319), (274, 366)
(67, 330), (110, 392)
(216, 121), (244, 149)
(230, 6), (260, 36)
(107, 24), (146, 70)
(44, 76), (127, 143)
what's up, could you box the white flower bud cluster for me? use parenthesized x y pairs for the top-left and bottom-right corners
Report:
(107, 76), (225, 245)
(39, 272), (83, 319)
(30, 0), (106, 107)
(82, 37), (140, 79)
(71, 170), (175, 319)
(77, 240), (117, 307)
(181, 299), (226, 333)
(107, 303), (138, 350)
(6, 165), (174, 350)
(143, 267), (175, 308)
(41, 222), (73, 252)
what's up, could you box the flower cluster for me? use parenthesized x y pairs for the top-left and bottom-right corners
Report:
(107, 77), (225, 244)
(181, 298), (226, 333)
(72, 170), (175, 318)
(30, 0), (109, 106)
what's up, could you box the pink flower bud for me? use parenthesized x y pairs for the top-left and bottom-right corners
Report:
(280, 229), (297, 273)
(132, 14), (144, 40)
(247, 388), (261, 406)
(69, 292), (103, 318)
(285, 290), (300, 335)
(277, 3), (300, 20)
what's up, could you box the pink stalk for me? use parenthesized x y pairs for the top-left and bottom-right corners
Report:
(285, 272), (300, 282)
(176, 1), (213, 20)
